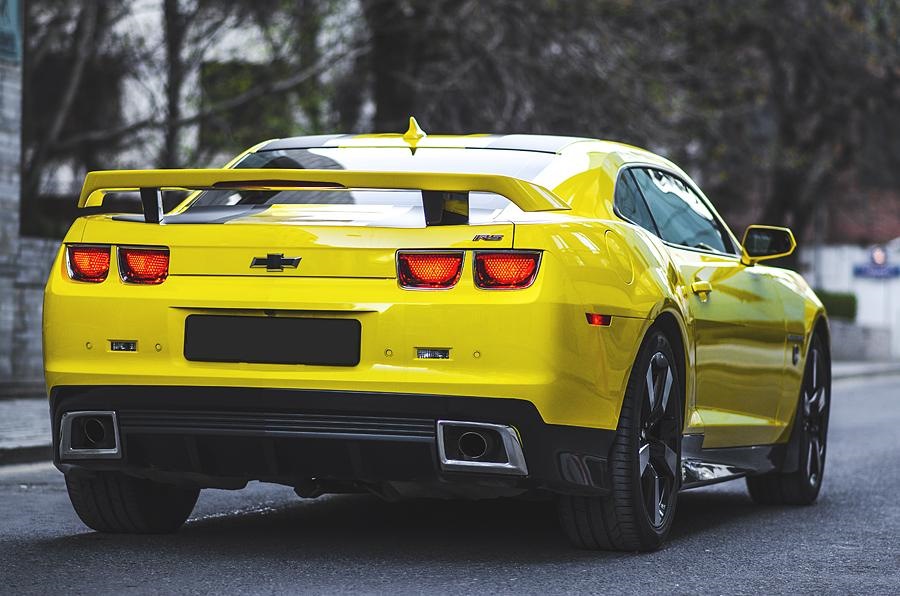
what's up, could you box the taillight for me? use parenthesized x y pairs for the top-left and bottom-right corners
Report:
(119, 247), (169, 284)
(397, 251), (464, 289)
(66, 245), (110, 283)
(474, 251), (541, 289)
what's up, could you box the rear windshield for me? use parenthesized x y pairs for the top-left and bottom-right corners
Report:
(233, 147), (555, 178)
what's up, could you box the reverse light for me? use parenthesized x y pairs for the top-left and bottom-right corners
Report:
(397, 251), (464, 289)
(417, 348), (450, 359)
(474, 251), (541, 289)
(119, 247), (169, 284)
(66, 245), (110, 283)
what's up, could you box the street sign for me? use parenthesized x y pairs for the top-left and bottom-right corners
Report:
(853, 264), (900, 279)
(854, 245), (900, 278)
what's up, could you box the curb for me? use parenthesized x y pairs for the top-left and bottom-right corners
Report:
(0, 382), (46, 401)
(832, 364), (900, 380)
(0, 445), (52, 466)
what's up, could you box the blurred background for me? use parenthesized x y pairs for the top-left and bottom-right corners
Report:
(0, 0), (898, 389)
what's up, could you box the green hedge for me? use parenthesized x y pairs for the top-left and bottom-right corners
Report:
(815, 290), (857, 322)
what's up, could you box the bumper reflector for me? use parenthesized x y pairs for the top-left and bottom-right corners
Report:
(586, 313), (612, 326)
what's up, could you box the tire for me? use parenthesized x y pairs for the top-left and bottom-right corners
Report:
(65, 471), (200, 533)
(558, 329), (682, 551)
(746, 331), (830, 505)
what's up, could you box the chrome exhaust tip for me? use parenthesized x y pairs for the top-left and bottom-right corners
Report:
(59, 411), (122, 460)
(458, 431), (490, 460)
(436, 420), (528, 476)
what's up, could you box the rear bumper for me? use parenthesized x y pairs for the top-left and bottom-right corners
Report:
(44, 246), (648, 431)
(51, 385), (615, 496)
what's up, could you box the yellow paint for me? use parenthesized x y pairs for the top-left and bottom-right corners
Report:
(402, 116), (427, 145)
(45, 133), (826, 446)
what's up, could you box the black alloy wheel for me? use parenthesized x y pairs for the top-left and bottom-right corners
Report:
(558, 329), (682, 551)
(747, 331), (830, 505)
(639, 350), (680, 528)
(801, 340), (829, 489)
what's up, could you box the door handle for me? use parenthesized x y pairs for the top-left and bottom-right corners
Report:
(691, 280), (713, 296)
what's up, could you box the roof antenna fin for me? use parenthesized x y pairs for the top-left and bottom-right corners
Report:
(403, 116), (427, 143)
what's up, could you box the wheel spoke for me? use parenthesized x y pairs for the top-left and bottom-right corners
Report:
(815, 387), (826, 413)
(652, 470), (663, 526)
(646, 365), (656, 411)
(804, 389), (817, 416)
(661, 442), (678, 478)
(812, 436), (823, 474)
(660, 366), (673, 412)
(639, 442), (650, 474)
(811, 349), (818, 389)
(806, 441), (814, 479)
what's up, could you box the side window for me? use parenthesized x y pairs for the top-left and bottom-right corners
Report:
(630, 168), (734, 254)
(614, 170), (659, 235)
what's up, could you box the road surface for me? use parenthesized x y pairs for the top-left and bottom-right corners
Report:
(1, 375), (898, 594)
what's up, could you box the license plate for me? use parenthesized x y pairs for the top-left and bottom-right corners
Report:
(184, 315), (361, 366)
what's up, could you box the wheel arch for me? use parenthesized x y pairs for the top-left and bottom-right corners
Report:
(811, 314), (831, 360)
(637, 308), (691, 430)
(781, 312), (831, 475)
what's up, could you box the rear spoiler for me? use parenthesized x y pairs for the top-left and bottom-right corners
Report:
(77, 168), (570, 224)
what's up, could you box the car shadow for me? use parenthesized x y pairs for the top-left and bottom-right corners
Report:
(27, 480), (790, 563)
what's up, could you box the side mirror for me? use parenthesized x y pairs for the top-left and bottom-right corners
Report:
(741, 225), (796, 265)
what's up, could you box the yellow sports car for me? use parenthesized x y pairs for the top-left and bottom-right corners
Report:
(45, 119), (830, 551)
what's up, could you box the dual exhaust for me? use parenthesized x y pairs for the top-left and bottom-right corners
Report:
(436, 420), (528, 476)
(59, 411), (122, 460)
(57, 411), (528, 476)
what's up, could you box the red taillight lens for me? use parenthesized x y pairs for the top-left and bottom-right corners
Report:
(119, 247), (169, 284)
(474, 251), (541, 289)
(67, 245), (110, 282)
(397, 252), (464, 289)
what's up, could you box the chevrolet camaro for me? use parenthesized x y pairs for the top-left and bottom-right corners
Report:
(44, 118), (831, 551)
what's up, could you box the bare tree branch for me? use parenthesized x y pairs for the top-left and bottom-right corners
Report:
(53, 43), (369, 154)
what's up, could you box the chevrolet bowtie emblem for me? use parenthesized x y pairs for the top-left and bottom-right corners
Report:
(250, 253), (301, 272)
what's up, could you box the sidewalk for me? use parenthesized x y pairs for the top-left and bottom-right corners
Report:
(831, 361), (900, 379)
(0, 398), (51, 465)
(2, 361), (900, 466)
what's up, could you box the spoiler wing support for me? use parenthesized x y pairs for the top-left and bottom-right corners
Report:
(139, 188), (165, 224)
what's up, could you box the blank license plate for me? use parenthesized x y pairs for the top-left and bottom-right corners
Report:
(184, 315), (361, 366)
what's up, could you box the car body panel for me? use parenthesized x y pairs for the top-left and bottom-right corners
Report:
(44, 131), (827, 494)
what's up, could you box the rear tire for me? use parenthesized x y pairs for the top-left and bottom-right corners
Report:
(65, 471), (199, 533)
(558, 329), (682, 551)
(746, 332), (830, 505)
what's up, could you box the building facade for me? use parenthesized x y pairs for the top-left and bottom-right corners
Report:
(1, 0), (57, 389)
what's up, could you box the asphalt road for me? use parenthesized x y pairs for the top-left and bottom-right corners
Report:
(1, 375), (898, 595)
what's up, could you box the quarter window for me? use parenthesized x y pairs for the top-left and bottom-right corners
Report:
(630, 168), (733, 254)
(614, 170), (659, 235)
